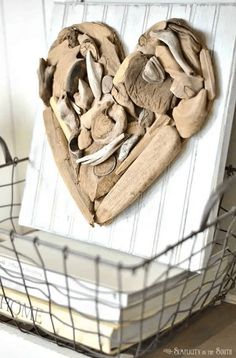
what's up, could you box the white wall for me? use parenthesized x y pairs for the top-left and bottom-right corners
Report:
(0, 0), (54, 159)
(0, 0), (53, 228)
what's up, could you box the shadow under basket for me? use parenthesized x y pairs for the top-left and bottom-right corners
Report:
(0, 136), (235, 358)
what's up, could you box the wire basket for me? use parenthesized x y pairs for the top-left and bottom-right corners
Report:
(0, 136), (235, 358)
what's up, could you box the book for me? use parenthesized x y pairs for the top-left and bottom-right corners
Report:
(0, 228), (230, 325)
(0, 228), (188, 321)
(0, 250), (230, 355)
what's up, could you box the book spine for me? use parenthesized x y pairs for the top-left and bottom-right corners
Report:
(0, 287), (114, 354)
(0, 291), (43, 324)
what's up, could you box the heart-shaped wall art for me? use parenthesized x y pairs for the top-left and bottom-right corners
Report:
(38, 18), (216, 226)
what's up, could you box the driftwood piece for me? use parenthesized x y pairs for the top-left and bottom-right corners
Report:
(68, 150), (80, 180)
(113, 52), (137, 86)
(94, 170), (120, 199)
(172, 27), (202, 74)
(136, 35), (158, 55)
(67, 27), (80, 48)
(99, 93), (115, 105)
(50, 97), (71, 141)
(65, 59), (86, 94)
(91, 110), (114, 143)
(70, 101), (82, 116)
(96, 125), (182, 224)
(126, 121), (146, 136)
(136, 21), (167, 54)
(49, 44), (83, 98)
(199, 49), (216, 100)
(102, 75), (113, 94)
(138, 109), (155, 128)
(170, 73), (203, 99)
(151, 29), (194, 75)
(74, 79), (94, 111)
(99, 37), (122, 76)
(77, 22), (125, 74)
(155, 45), (183, 78)
(56, 92), (79, 131)
(91, 103), (127, 145)
(173, 88), (208, 138)
(108, 104), (127, 130)
(124, 52), (173, 114)
(43, 107), (94, 224)
(38, 58), (55, 106)
(116, 114), (171, 175)
(79, 142), (120, 201)
(49, 26), (80, 50)
(111, 83), (137, 118)
(168, 19), (202, 48)
(94, 197), (104, 211)
(142, 56), (165, 83)
(68, 129), (82, 158)
(168, 21), (202, 73)
(79, 161), (120, 202)
(78, 33), (99, 60)
(168, 19), (201, 46)
(94, 155), (117, 177)
(49, 23), (124, 60)
(76, 133), (126, 166)
(118, 135), (140, 161)
(48, 40), (71, 65)
(80, 100), (112, 129)
(86, 51), (103, 100)
(79, 164), (98, 202)
(78, 127), (92, 150)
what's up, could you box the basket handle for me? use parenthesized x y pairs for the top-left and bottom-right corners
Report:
(0, 137), (13, 165)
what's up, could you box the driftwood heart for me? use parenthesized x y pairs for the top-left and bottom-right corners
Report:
(38, 19), (216, 226)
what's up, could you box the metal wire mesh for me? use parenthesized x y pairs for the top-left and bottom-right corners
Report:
(0, 136), (235, 358)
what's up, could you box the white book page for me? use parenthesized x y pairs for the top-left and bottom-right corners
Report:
(19, 1), (236, 270)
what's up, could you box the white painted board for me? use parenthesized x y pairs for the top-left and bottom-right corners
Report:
(19, 1), (236, 270)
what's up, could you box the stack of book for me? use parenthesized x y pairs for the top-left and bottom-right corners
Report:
(0, 229), (230, 355)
